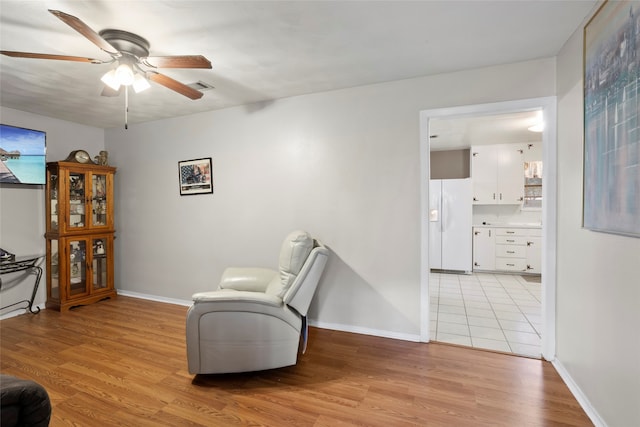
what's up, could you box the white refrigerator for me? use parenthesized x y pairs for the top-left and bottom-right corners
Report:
(429, 178), (473, 272)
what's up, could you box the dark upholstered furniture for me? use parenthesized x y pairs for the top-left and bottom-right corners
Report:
(0, 374), (51, 427)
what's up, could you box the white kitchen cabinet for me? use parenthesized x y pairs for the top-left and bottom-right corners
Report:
(495, 228), (528, 272)
(525, 229), (542, 274)
(470, 145), (497, 205)
(472, 227), (495, 271)
(473, 226), (541, 274)
(471, 144), (525, 205)
(429, 179), (473, 272)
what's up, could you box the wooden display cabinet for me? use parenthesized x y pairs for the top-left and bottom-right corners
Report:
(45, 162), (117, 311)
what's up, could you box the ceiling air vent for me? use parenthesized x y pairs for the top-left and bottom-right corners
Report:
(187, 81), (215, 91)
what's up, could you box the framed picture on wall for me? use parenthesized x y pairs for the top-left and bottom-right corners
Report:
(583, 0), (640, 237)
(178, 157), (213, 196)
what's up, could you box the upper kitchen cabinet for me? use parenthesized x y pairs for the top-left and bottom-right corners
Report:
(523, 143), (543, 209)
(471, 144), (525, 205)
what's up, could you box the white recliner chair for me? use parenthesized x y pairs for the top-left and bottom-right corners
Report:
(186, 230), (329, 374)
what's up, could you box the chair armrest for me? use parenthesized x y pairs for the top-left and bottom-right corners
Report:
(218, 268), (278, 292)
(192, 289), (283, 307)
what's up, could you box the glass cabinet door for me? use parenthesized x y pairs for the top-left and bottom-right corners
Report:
(69, 240), (87, 297)
(92, 237), (109, 291)
(49, 172), (59, 231)
(68, 173), (86, 229)
(91, 173), (108, 227)
(523, 161), (543, 209)
(49, 239), (60, 300)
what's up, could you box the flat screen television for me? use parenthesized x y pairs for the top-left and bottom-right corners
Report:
(0, 124), (46, 185)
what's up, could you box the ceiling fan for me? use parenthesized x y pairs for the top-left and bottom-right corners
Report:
(1, 9), (212, 101)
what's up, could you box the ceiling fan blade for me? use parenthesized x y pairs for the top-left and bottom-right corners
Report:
(142, 55), (212, 69)
(146, 72), (204, 100)
(48, 9), (119, 55)
(1, 50), (104, 63)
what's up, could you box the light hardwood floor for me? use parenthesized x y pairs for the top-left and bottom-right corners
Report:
(0, 296), (592, 426)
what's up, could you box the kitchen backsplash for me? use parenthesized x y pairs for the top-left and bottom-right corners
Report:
(472, 204), (542, 225)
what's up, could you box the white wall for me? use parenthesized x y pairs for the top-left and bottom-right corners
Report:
(0, 107), (104, 313)
(106, 58), (555, 338)
(555, 17), (640, 427)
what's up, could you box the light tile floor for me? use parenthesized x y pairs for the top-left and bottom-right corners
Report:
(429, 271), (542, 358)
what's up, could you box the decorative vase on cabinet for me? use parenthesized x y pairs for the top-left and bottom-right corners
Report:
(45, 162), (116, 311)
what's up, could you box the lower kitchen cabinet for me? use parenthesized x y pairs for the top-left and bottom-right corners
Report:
(473, 226), (541, 274)
(525, 231), (542, 274)
(472, 227), (495, 271)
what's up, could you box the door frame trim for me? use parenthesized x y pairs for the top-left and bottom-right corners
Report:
(419, 97), (557, 360)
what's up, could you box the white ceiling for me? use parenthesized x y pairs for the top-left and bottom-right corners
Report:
(429, 110), (544, 151)
(0, 1), (597, 129)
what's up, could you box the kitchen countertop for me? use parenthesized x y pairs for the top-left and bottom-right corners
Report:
(473, 223), (542, 229)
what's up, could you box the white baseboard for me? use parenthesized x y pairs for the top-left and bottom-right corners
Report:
(116, 289), (192, 307)
(0, 303), (46, 320)
(308, 319), (421, 342)
(116, 290), (421, 342)
(552, 359), (607, 427)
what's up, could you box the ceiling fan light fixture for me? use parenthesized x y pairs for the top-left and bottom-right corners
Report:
(115, 63), (134, 86)
(132, 73), (151, 93)
(101, 69), (120, 91)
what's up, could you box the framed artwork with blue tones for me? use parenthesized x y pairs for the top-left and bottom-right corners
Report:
(583, 0), (640, 237)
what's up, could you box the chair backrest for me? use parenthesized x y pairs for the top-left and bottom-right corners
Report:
(266, 230), (315, 297)
(264, 230), (328, 316)
(282, 241), (329, 317)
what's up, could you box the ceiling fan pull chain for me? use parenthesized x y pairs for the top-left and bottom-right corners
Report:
(124, 85), (129, 130)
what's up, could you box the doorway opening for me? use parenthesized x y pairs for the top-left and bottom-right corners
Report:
(419, 97), (557, 361)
